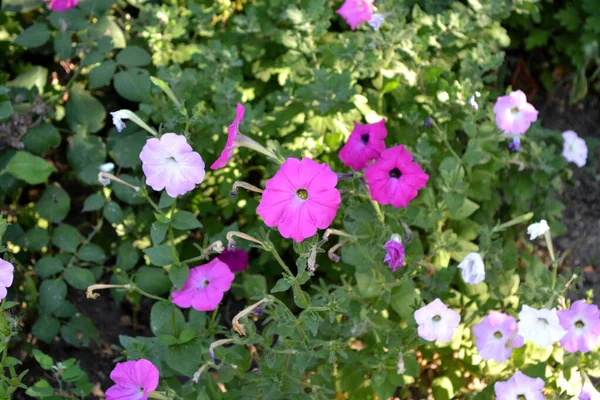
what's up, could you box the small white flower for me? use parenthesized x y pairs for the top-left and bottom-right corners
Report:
(396, 352), (405, 375)
(367, 13), (385, 31)
(468, 95), (479, 111)
(562, 130), (588, 168)
(110, 111), (127, 132)
(390, 233), (402, 244)
(457, 252), (485, 285)
(99, 162), (115, 173)
(517, 305), (567, 347)
(98, 172), (110, 186)
(527, 220), (550, 240)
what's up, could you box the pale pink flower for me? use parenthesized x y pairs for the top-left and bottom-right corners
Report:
(171, 259), (235, 312)
(217, 249), (249, 273)
(562, 130), (588, 168)
(338, 119), (387, 171)
(473, 311), (524, 363)
(42, 0), (77, 12)
(493, 90), (538, 134)
(414, 298), (461, 343)
(336, 0), (375, 30)
(105, 359), (159, 400)
(364, 145), (429, 208)
(494, 370), (545, 400)
(557, 300), (600, 353)
(580, 381), (600, 400)
(257, 158), (341, 243)
(0, 259), (14, 301)
(139, 133), (205, 198)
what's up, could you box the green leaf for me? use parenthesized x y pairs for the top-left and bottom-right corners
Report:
(103, 201), (123, 223)
(64, 267), (96, 290)
(355, 270), (380, 299)
(390, 280), (419, 321)
(32, 314), (60, 344)
(243, 274), (267, 297)
(77, 243), (106, 263)
(54, 31), (72, 60)
(88, 60), (116, 88)
(6, 66), (48, 93)
(4, 151), (55, 184)
(82, 193), (105, 212)
(150, 222), (169, 245)
(444, 193), (480, 220)
(171, 211), (202, 230)
(78, 0), (116, 15)
(166, 339), (202, 377)
(168, 263), (189, 290)
(15, 23), (51, 48)
(116, 46), (152, 67)
(158, 192), (176, 208)
(143, 245), (174, 266)
(51, 225), (84, 253)
(113, 68), (152, 102)
(112, 175), (144, 205)
(19, 227), (49, 251)
(135, 266), (171, 296)
(35, 256), (64, 279)
(32, 349), (53, 370)
(65, 86), (106, 135)
(67, 134), (106, 171)
(432, 376), (454, 400)
(271, 278), (292, 293)
(25, 380), (55, 398)
(116, 240), (139, 271)
(109, 132), (146, 168)
(61, 314), (99, 348)
(39, 279), (67, 314)
(150, 301), (186, 337)
(22, 124), (61, 154)
(36, 183), (71, 223)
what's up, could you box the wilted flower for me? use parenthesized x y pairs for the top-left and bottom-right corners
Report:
(517, 305), (567, 347)
(42, 0), (77, 12)
(336, 0), (375, 30)
(106, 359), (159, 400)
(257, 158), (341, 242)
(468, 93), (480, 111)
(526, 220), (549, 240)
(171, 259), (235, 312)
(494, 370), (545, 400)
(414, 298), (461, 343)
(396, 351), (405, 374)
(338, 119), (387, 171)
(473, 311), (524, 363)
(217, 249), (249, 273)
(139, 133), (206, 198)
(364, 145), (429, 208)
(579, 381), (600, 400)
(562, 130), (588, 168)
(99, 163), (115, 173)
(383, 234), (405, 272)
(0, 259), (14, 301)
(493, 90), (538, 135)
(110, 111), (127, 132)
(457, 253), (485, 285)
(367, 13), (385, 30)
(557, 300), (600, 353)
(508, 136), (521, 152)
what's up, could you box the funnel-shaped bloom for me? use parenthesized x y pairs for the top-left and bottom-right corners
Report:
(414, 298), (461, 343)
(473, 311), (524, 363)
(336, 0), (375, 30)
(338, 119), (387, 171)
(494, 371), (545, 400)
(562, 130), (588, 168)
(106, 359), (159, 400)
(558, 300), (600, 353)
(0, 259), (14, 301)
(493, 90), (538, 134)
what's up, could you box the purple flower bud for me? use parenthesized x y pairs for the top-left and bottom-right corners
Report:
(424, 117), (432, 127)
(508, 136), (521, 152)
(254, 307), (264, 316)
(384, 234), (405, 272)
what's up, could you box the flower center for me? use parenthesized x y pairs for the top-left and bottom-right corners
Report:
(389, 168), (402, 179)
(517, 395), (526, 400)
(296, 188), (309, 200)
(360, 134), (370, 145)
(493, 331), (503, 339)
(538, 317), (549, 325)
(199, 279), (210, 289)
(575, 320), (585, 328)
(511, 107), (519, 114)
(138, 387), (144, 394)
(432, 315), (441, 322)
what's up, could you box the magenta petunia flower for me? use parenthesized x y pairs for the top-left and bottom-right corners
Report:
(364, 145), (429, 208)
(105, 359), (159, 400)
(139, 133), (206, 198)
(414, 298), (461, 343)
(211, 103), (245, 170)
(257, 158), (341, 243)
(336, 0), (375, 30)
(171, 259), (235, 312)
(42, 0), (77, 12)
(473, 311), (524, 363)
(494, 370), (545, 400)
(0, 259), (14, 301)
(217, 249), (249, 273)
(557, 300), (600, 353)
(338, 119), (387, 171)
(493, 90), (538, 135)
(383, 234), (405, 272)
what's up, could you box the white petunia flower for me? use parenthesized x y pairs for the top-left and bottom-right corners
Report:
(110, 111), (127, 132)
(367, 13), (384, 31)
(562, 130), (588, 168)
(99, 162), (115, 173)
(527, 220), (550, 240)
(517, 305), (567, 347)
(457, 252), (485, 285)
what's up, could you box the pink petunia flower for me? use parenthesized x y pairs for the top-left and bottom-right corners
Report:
(364, 145), (429, 208)
(42, 0), (77, 12)
(557, 300), (600, 353)
(217, 249), (249, 273)
(383, 234), (405, 272)
(171, 259), (235, 312)
(0, 259), (14, 301)
(257, 158), (341, 243)
(493, 90), (538, 135)
(338, 119), (387, 171)
(210, 104), (276, 170)
(336, 0), (375, 30)
(562, 130), (588, 168)
(139, 133), (206, 198)
(472, 311), (524, 363)
(414, 298), (461, 343)
(105, 359), (159, 400)
(494, 370), (545, 400)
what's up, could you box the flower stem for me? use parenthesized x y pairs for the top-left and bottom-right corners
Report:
(269, 248), (311, 309)
(168, 202), (180, 265)
(492, 212), (534, 233)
